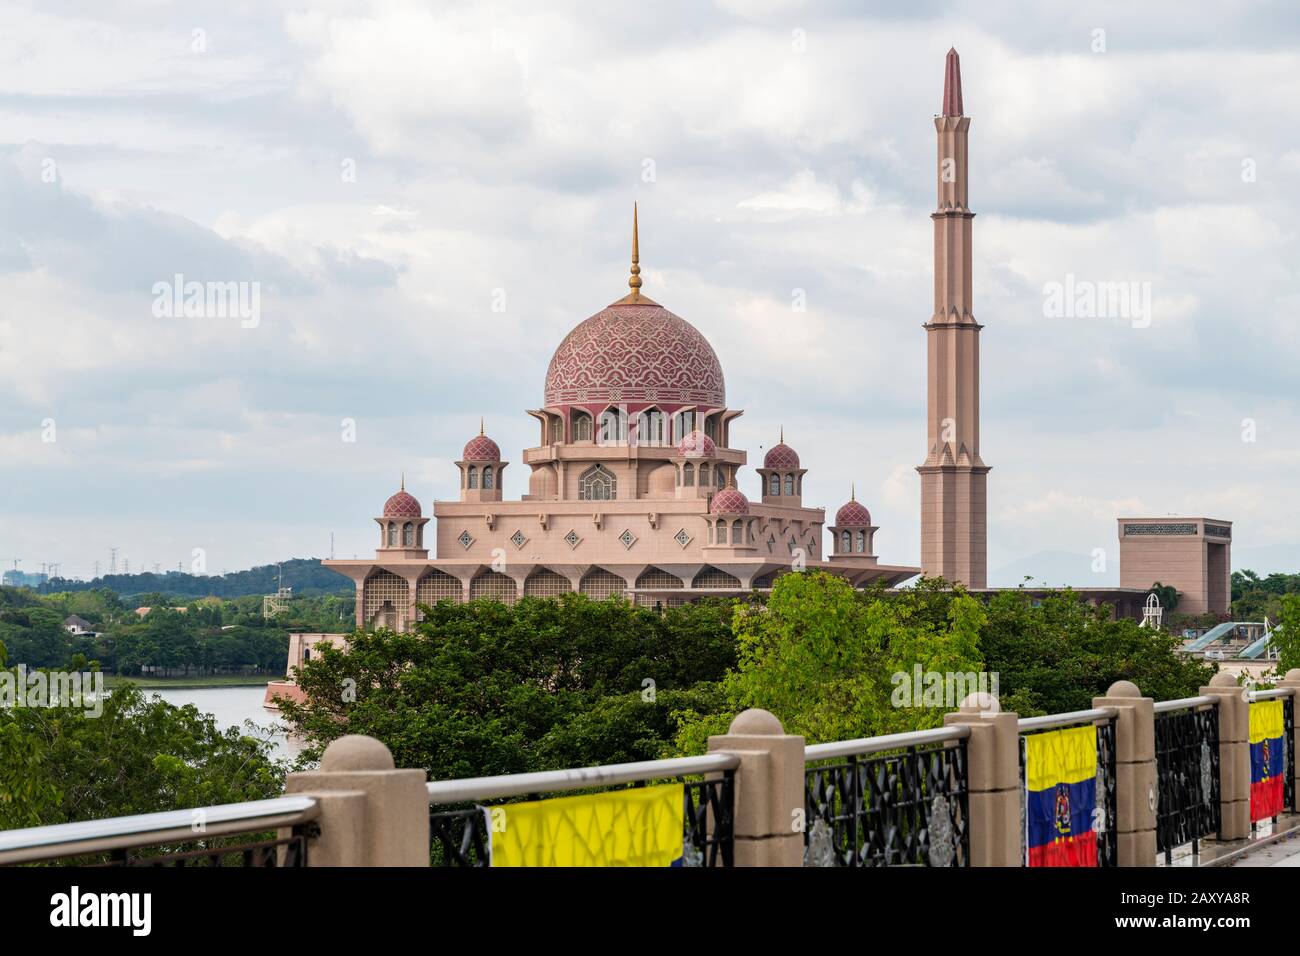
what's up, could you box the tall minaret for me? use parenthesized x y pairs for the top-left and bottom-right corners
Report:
(917, 48), (989, 587)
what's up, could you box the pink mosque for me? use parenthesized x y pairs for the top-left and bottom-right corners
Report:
(310, 49), (1231, 642)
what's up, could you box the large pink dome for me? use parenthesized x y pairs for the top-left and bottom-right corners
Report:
(544, 302), (725, 408)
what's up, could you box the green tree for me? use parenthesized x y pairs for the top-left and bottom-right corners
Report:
(673, 572), (986, 753)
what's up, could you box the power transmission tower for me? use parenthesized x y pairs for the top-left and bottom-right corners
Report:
(109, 548), (118, 574)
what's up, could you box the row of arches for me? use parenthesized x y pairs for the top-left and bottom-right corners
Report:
(559, 408), (722, 447)
(766, 473), (802, 497)
(838, 529), (870, 554)
(361, 564), (748, 626)
(380, 521), (419, 548)
(678, 462), (731, 488)
(463, 465), (497, 489)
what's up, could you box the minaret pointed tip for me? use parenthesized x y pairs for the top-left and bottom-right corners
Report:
(942, 47), (963, 117)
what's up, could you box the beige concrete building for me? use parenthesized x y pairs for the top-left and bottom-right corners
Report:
(1119, 517), (1233, 615)
(323, 210), (918, 631)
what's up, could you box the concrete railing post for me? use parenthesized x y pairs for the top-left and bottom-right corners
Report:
(282, 735), (430, 866)
(707, 709), (805, 866)
(1092, 680), (1156, 866)
(1201, 672), (1251, 841)
(1273, 670), (1300, 806)
(943, 692), (1020, 866)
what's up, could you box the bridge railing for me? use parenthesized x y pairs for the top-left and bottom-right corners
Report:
(0, 796), (320, 867)
(425, 753), (739, 867)
(3, 672), (1299, 868)
(1016, 707), (1120, 867)
(802, 726), (971, 867)
(1153, 695), (1221, 863)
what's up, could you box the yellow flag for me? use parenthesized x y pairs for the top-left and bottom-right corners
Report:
(491, 784), (685, 867)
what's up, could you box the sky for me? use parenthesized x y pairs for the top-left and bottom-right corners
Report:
(1, 0), (1298, 585)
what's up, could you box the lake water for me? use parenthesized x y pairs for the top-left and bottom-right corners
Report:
(147, 685), (304, 762)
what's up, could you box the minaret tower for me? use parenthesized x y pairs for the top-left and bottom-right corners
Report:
(917, 48), (989, 587)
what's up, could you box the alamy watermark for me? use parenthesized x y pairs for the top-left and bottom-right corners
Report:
(891, 665), (999, 711)
(1, 665), (105, 717)
(1042, 274), (1151, 328)
(152, 273), (261, 328)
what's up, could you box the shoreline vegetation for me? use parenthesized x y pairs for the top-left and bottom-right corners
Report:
(103, 674), (280, 690)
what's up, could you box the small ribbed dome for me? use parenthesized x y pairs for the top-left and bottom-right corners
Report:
(462, 434), (501, 461)
(383, 488), (421, 518)
(835, 498), (872, 526)
(711, 487), (750, 515)
(676, 430), (716, 458)
(763, 442), (800, 470)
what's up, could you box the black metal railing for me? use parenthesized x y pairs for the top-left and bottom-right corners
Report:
(802, 727), (970, 867)
(1153, 698), (1221, 863)
(0, 797), (320, 867)
(426, 755), (738, 867)
(1017, 710), (1118, 868)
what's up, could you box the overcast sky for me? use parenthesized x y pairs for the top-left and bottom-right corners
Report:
(1, 0), (1297, 584)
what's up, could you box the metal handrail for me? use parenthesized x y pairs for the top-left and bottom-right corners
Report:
(1017, 706), (1118, 733)
(1154, 695), (1219, 714)
(0, 796), (320, 865)
(804, 724), (971, 762)
(426, 753), (741, 804)
(1248, 688), (1295, 702)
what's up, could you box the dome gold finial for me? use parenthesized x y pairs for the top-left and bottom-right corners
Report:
(612, 202), (658, 306)
(480, 417), (484, 436)
(780, 425), (784, 444)
(851, 483), (856, 501)
(401, 470), (405, 491)
(628, 202), (642, 298)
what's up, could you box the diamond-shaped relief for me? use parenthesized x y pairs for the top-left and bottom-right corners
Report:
(458, 530), (474, 550)
(674, 528), (692, 548)
(510, 530), (527, 549)
(619, 529), (637, 550)
(564, 529), (581, 549)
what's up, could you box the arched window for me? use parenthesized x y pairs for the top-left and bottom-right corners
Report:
(303, 648), (310, 662)
(573, 412), (593, 442)
(403, 522), (415, 547)
(717, 522), (727, 544)
(717, 467), (726, 488)
(482, 466), (494, 490)
(732, 519), (743, 543)
(578, 465), (616, 501)
(467, 466), (478, 489)
(699, 464), (710, 486)
(840, 530), (851, 553)
(386, 523), (397, 547)
(551, 418), (564, 443)
(784, 474), (795, 496)
(598, 408), (626, 445)
(769, 474), (780, 496)
(637, 409), (664, 446)
(672, 411), (696, 444)
(704, 417), (719, 443)
(856, 530), (866, 553)
(684, 462), (694, 486)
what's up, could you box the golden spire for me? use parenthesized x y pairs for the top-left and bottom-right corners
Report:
(780, 425), (784, 444)
(613, 202), (657, 306)
(851, 483), (856, 501)
(401, 471), (405, 491)
(480, 417), (484, 436)
(628, 202), (642, 298)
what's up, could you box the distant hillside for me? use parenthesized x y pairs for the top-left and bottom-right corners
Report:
(41, 558), (351, 599)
